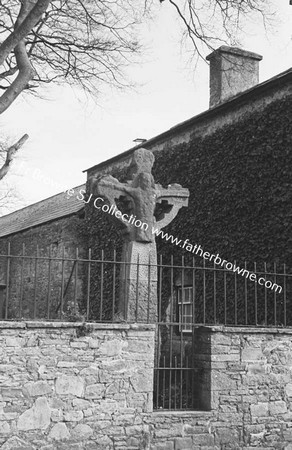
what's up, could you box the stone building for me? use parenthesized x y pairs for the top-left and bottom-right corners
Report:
(1, 46), (291, 264)
(0, 45), (291, 322)
(0, 45), (292, 449)
(0, 184), (85, 254)
(0, 185), (86, 319)
(85, 46), (292, 267)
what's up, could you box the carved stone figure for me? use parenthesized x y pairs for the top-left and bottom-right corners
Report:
(89, 148), (189, 321)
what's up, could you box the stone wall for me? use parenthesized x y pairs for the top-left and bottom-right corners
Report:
(0, 322), (155, 450)
(0, 215), (87, 319)
(1, 323), (292, 449)
(147, 326), (292, 449)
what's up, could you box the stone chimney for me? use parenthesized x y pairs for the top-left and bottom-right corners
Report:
(206, 46), (263, 108)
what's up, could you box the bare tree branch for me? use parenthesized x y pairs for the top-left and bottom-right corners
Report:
(0, 134), (29, 181)
(0, 0), (272, 180)
(0, 0), (144, 107)
(164, 0), (271, 54)
(0, 0), (271, 109)
(0, 0), (51, 67)
(0, 184), (23, 216)
(0, 40), (35, 113)
(0, 0), (48, 113)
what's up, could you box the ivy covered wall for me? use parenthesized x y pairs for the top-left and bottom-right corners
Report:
(152, 95), (292, 266)
(85, 94), (292, 265)
(84, 93), (292, 324)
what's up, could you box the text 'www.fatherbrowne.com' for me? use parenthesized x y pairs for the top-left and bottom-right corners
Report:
(67, 189), (283, 294)
(152, 227), (282, 294)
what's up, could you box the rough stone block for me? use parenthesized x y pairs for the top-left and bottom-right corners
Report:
(155, 425), (183, 439)
(192, 434), (214, 446)
(17, 397), (51, 431)
(100, 359), (130, 373)
(55, 375), (84, 397)
(88, 338), (100, 349)
(219, 405), (238, 413)
(50, 398), (66, 409)
(215, 427), (239, 444)
(283, 430), (292, 441)
(0, 436), (33, 450)
(212, 372), (237, 390)
(99, 339), (127, 356)
(269, 400), (287, 415)
(286, 384), (292, 397)
(72, 398), (91, 409)
(216, 412), (242, 425)
(245, 424), (265, 434)
(151, 443), (174, 450)
(105, 381), (120, 395)
(183, 425), (208, 435)
(251, 431), (267, 445)
(55, 444), (82, 450)
(79, 366), (99, 378)
(98, 400), (119, 414)
(1, 411), (18, 420)
(51, 408), (63, 422)
(242, 347), (263, 362)
(70, 341), (88, 348)
(48, 423), (70, 440)
(247, 363), (266, 375)
(126, 340), (153, 354)
(1, 388), (23, 400)
(211, 353), (239, 362)
(40, 339), (63, 346)
(250, 402), (269, 417)
(0, 422), (10, 434)
(5, 337), (24, 347)
(87, 435), (113, 449)
(85, 384), (105, 399)
(131, 370), (153, 393)
(63, 410), (83, 422)
(72, 424), (93, 438)
(23, 381), (52, 397)
(57, 361), (76, 368)
(174, 437), (193, 449)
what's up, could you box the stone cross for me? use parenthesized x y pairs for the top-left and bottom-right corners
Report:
(89, 148), (189, 322)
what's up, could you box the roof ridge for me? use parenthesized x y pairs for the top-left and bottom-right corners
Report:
(83, 67), (292, 174)
(0, 184), (86, 238)
(0, 183), (85, 220)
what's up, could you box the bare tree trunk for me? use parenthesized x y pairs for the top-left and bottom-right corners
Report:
(0, 135), (29, 181)
(0, 0), (50, 67)
(0, 0), (51, 114)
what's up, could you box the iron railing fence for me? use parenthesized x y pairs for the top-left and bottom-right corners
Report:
(1, 244), (291, 411)
(154, 351), (199, 410)
(0, 244), (290, 326)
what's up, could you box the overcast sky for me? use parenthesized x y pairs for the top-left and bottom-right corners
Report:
(1, 0), (292, 213)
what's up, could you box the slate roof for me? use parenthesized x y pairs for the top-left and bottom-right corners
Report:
(0, 184), (85, 238)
